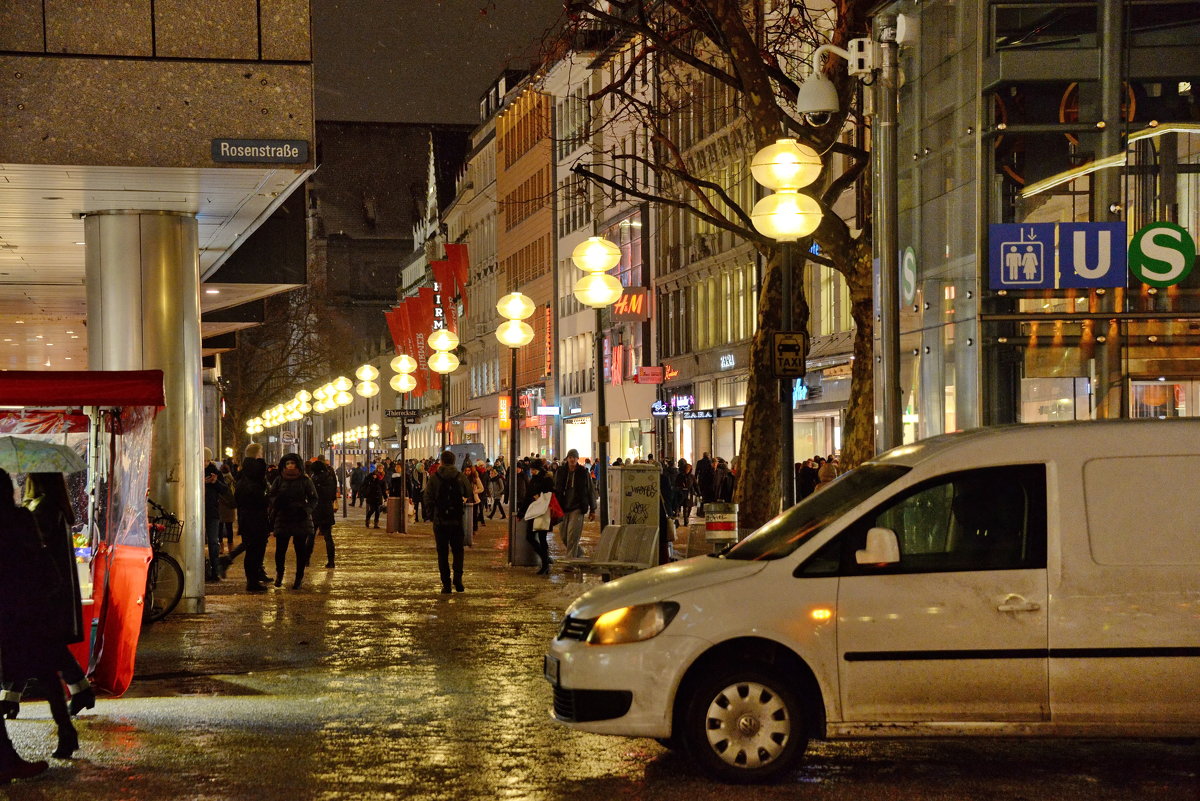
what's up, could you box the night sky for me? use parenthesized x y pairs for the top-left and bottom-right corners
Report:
(312, 0), (566, 125)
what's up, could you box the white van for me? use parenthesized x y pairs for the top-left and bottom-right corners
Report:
(544, 420), (1200, 783)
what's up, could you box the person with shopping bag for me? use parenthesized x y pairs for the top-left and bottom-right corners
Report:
(521, 459), (557, 575)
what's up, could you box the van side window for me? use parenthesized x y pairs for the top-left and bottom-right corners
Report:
(796, 535), (842, 576)
(844, 464), (1047, 575)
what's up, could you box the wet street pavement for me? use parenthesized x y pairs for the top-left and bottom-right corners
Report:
(5, 515), (1197, 800)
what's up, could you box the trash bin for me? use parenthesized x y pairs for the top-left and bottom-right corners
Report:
(510, 518), (539, 567)
(704, 502), (738, 551)
(385, 497), (404, 533)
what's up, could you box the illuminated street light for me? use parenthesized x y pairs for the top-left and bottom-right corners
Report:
(428, 350), (460, 374)
(496, 319), (535, 348)
(390, 373), (417, 393)
(427, 329), (460, 352)
(571, 236), (622, 273)
(496, 292), (536, 321)
(355, 363), (380, 382)
(333, 376), (352, 392)
(573, 272), (624, 308)
(390, 354), (417, 374)
(750, 137), (822, 190)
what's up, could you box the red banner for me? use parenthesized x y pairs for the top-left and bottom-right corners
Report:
(431, 259), (458, 334)
(415, 288), (441, 391)
(394, 301), (424, 398)
(445, 243), (469, 319)
(384, 308), (404, 354)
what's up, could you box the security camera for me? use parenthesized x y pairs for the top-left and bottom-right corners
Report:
(803, 111), (834, 127)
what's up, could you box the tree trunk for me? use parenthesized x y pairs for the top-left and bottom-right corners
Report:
(734, 248), (783, 532)
(840, 254), (875, 468)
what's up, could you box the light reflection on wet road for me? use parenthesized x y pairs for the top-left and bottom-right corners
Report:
(5, 519), (1196, 799)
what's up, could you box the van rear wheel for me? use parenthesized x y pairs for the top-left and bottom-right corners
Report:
(681, 662), (806, 783)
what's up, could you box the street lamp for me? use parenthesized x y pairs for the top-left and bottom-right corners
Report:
(388, 354), (418, 533)
(355, 363), (381, 468)
(334, 379), (353, 517)
(571, 235), (625, 529)
(750, 137), (824, 510)
(427, 331), (460, 450)
(495, 292), (535, 561)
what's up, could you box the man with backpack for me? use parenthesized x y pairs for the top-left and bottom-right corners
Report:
(423, 450), (472, 594)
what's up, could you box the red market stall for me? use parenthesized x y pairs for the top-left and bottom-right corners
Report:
(0, 370), (164, 696)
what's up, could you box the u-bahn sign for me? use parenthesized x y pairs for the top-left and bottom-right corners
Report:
(772, 331), (806, 378)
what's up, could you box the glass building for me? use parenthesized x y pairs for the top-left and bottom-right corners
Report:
(875, 0), (1199, 438)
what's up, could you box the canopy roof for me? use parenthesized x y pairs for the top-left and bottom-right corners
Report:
(0, 370), (165, 407)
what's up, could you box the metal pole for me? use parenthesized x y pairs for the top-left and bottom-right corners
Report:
(399, 416), (407, 534)
(340, 405), (347, 518)
(875, 21), (903, 451)
(595, 308), (609, 529)
(507, 345), (518, 563)
(441, 373), (449, 451)
(780, 241), (796, 510)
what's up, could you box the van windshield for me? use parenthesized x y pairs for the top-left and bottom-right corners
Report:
(722, 464), (910, 561)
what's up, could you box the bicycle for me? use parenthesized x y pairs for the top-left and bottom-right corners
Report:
(144, 498), (185, 624)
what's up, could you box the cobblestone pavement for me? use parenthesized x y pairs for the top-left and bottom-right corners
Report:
(4, 514), (1196, 800)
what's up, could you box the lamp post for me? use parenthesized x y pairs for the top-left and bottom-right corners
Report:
(750, 138), (824, 510)
(355, 363), (381, 468)
(333, 376), (353, 517)
(389, 354), (418, 534)
(427, 329), (460, 452)
(496, 291), (536, 562)
(572, 235), (624, 529)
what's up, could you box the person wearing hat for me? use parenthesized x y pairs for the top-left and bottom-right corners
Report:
(553, 448), (595, 560)
(267, 453), (318, 589)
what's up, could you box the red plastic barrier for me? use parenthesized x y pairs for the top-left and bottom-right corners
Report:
(87, 543), (151, 696)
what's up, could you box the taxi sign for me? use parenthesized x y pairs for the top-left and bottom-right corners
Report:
(772, 331), (806, 378)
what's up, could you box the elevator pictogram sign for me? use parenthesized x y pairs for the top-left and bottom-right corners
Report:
(989, 223), (1127, 290)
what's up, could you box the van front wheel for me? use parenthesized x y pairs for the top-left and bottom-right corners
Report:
(681, 663), (807, 783)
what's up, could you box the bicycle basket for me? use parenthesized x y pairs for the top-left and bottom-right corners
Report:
(156, 517), (184, 543)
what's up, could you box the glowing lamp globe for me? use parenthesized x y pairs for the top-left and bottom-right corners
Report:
(321, 382), (336, 397)
(313, 386), (328, 401)
(390, 354), (417, 374)
(496, 319), (535, 348)
(334, 390), (353, 407)
(333, 376), (353, 392)
(751, 138), (822, 190)
(299, 402), (312, 414)
(312, 400), (327, 413)
(427, 329), (460, 352)
(496, 292), (536, 321)
(573, 272), (624, 308)
(428, 350), (460, 374)
(390, 373), (417, 393)
(571, 236), (622, 273)
(287, 410), (302, 422)
(356, 380), (380, 398)
(295, 389), (312, 402)
(750, 190), (823, 242)
(355, 364), (380, 382)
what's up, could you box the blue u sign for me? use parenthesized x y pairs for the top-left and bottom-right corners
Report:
(1058, 223), (1127, 289)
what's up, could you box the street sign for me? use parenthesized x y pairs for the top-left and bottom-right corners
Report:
(989, 222), (1128, 290)
(1129, 222), (1196, 287)
(384, 409), (421, 423)
(989, 223), (1055, 289)
(772, 331), (806, 378)
(1058, 222), (1126, 288)
(636, 366), (664, 384)
(211, 138), (308, 163)
(901, 246), (917, 305)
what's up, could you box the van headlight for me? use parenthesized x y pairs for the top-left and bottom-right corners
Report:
(586, 602), (679, 645)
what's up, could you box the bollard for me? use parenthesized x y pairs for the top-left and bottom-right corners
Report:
(704, 502), (738, 553)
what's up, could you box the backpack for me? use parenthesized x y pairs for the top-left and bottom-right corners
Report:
(433, 472), (465, 523)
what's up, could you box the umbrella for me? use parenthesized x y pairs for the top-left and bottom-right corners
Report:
(0, 436), (88, 474)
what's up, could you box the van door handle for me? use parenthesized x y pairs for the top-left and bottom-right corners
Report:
(997, 594), (1041, 613)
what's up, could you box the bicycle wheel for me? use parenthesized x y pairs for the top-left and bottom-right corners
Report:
(144, 552), (184, 624)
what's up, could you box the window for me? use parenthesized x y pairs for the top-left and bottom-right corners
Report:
(842, 465), (1048, 574)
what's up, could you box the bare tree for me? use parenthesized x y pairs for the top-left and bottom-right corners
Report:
(549, 0), (875, 530)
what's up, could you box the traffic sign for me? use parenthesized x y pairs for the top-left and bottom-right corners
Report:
(772, 331), (806, 378)
(1129, 221), (1195, 287)
(1058, 222), (1126, 289)
(901, 246), (917, 305)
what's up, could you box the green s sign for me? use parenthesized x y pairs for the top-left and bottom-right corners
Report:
(1128, 222), (1195, 287)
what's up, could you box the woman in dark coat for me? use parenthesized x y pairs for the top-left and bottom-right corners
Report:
(267, 453), (318, 589)
(521, 460), (556, 575)
(0, 468), (74, 770)
(306, 458), (338, 568)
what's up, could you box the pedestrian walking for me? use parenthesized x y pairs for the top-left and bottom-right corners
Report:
(522, 459), (556, 574)
(423, 450), (472, 593)
(675, 459), (697, 526)
(360, 465), (387, 528)
(267, 453), (318, 589)
(349, 462), (365, 506)
(203, 448), (231, 581)
(233, 443), (271, 592)
(307, 457), (338, 568)
(486, 465), (506, 519)
(217, 462), (236, 554)
(0, 469), (79, 764)
(695, 452), (715, 512)
(408, 460), (426, 522)
(714, 457), (735, 502)
(553, 449), (595, 559)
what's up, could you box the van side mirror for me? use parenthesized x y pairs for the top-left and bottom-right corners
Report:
(855, 527), (901, 566)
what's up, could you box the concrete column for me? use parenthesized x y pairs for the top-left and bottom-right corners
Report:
(84, 211), (206, 613)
